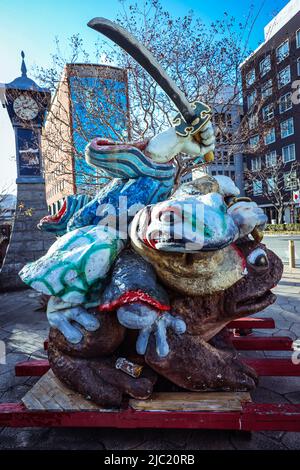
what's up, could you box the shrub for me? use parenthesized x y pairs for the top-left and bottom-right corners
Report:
(265, 223), (300, 232)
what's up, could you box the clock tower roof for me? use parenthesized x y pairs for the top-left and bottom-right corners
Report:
(5, 51), (49, 93)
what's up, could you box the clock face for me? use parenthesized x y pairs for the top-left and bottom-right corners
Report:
(13, 95), (39, 121)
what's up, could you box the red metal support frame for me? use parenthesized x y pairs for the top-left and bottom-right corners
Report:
(231, 336), (293, 351)
(0, 402), (300, 431)
(243, 359), (300, 376)
(228, 317), (275, 329)
(14, 358), (300, 377)
(4, 315), (300, 432)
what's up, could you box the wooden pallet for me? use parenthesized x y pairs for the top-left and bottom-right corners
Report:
(1, 316), (300, 431)
(21, 369), (252, 413)
(22, 370), (102, 411)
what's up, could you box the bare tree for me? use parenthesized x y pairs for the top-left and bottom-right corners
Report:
(32, 0), (264, 193)
(244, 158), (300, 223)
(0, 184), (15, 220)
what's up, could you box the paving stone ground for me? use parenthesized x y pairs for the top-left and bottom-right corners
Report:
(0, 267), (300, 450)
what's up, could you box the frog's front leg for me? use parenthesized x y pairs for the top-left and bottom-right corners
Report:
(47, 297), (100, 344)
(117, 303), (186, 357)
(47, 306), (157, 407)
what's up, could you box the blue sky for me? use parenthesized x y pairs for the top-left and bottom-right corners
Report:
(0, 0), (290, 191)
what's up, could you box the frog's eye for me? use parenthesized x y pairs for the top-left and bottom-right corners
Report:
(158, 207), (182, 223)
(247, 248), (269, 270)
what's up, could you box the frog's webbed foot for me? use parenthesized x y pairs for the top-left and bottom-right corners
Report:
(117, 303), (186, 357)
(145, 331), (258, 392)
(48, 344), (157, 407)
(49, 310), (126, 358)
(47, 306), (100, 344)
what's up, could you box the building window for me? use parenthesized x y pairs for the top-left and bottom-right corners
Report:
(281, 118), (294, 139)
(267, 177), (275, 193)
(278, 66), (291, 88)
(264, 128), (276, 145)
(253, 180), (263, 195)
(282, 143), (296, 163)
(297, 29), (300, 48)
(265, 150), (277, 167)
(284, 171), (298, 190)
(246, 69), (255, 87)
(249, 135), (259, 149)
(297, 57), (300, 76)
(261, 79), (272, 99)
(262, 104), (274, 122)
(276, 39), (289, 63)
(247, 90), (256, 109)
(251, 156), (261, 171)
(259, 55), (271, 76)
(279, 92), (292, 113)
(249, 113), (258, 130)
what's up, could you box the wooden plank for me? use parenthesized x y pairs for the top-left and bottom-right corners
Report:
(29, 378), (64, 411)
(228, 317), (275, 329)
(129, 392), (251, 412)
(22, 370), (103, 411)
(1, 402), (300, 431)
(23, 372), (251, 413)
(232, 336), (293, 351)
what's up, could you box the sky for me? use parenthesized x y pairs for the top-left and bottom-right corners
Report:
(0, 0), (291, 193)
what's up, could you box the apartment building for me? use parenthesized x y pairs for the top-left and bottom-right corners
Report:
(240, 0), (300, 222)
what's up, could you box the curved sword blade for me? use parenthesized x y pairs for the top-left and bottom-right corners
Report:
(88, 17), (195, 124)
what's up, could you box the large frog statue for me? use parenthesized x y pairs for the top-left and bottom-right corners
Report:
(19, 129), (283, 406)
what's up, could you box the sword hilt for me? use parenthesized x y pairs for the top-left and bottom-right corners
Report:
(193, 132), (214, 163)
(173, 101), (212, 137)
(173, 101), (214, 163)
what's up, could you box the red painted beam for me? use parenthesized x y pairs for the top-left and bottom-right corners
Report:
(244, 359), (300, 376)
(15, 360), (50, 377)
(0, 403), (240, 430)
(232, 336), (293, 351)
(242, 403), (300, 432)
(1, 402), (300, 431)
(228, 317), (275, 329)
(15, 358), (300, 378)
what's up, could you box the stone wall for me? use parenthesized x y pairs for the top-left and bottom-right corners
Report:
(0, 183), (55, 291)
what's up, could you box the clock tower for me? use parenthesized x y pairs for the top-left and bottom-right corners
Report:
(0, 52), (55, 291)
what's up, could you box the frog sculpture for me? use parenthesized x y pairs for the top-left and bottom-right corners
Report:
(19, 120), (283, 407)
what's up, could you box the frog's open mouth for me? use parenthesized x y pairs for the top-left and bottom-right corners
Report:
(236, 290), (276, 315)
(38, 199), (67, 227)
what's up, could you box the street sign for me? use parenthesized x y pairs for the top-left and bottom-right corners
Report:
(293, 190), (300, 205)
